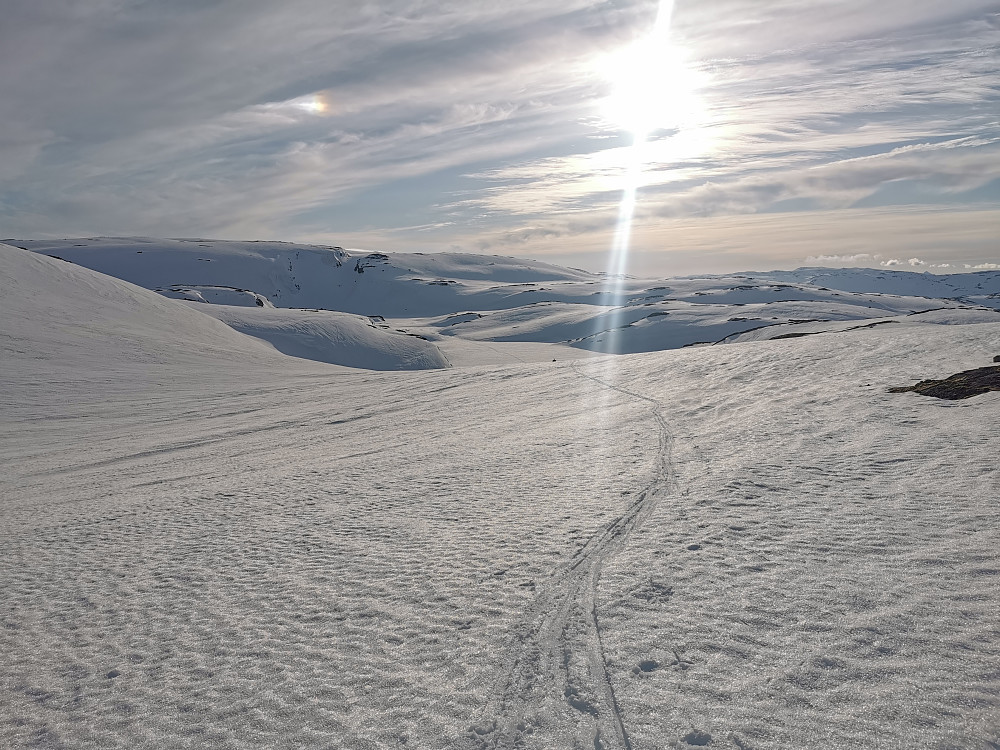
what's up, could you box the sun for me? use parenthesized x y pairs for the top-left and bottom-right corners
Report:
(599, 44), (705, 139)
(595, 2), (706, 141)
(590, 0), (712, 350)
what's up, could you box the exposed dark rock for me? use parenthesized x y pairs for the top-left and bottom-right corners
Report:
(889, 365), (1000, 400)
(844, 320), (897, 331)
(771, 331), (815, 339)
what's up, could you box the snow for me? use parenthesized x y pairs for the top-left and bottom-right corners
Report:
(0, 243), (292, 379)
(2, 239), (999, 749)
(190, 304), (450, 371)
(160, 286), (275, 308)
(5, 237), (592, 317)
(9, 237), (998, 364)
(759, 266), (1000, 303)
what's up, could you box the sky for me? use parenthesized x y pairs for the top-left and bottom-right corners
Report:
(1, 0), (997, 276)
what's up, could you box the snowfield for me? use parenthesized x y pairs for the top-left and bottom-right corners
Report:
(9, 238), (999, 365)
(193, 305), (450, 371)
(1, 241), (998, 749)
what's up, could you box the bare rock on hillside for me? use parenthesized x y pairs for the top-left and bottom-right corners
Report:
(889, 365), (1000, 400)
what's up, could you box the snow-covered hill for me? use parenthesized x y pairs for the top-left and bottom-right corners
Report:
(0, 243), (451, 374)
(194, 304), (449, 371)
(7, 237), (594, 316)
(7, 237), (999, 362)
(760, 266), (1000, 306)
(0, 243), (285, 379)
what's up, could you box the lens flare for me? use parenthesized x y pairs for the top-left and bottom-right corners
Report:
(596, 0), (680, 354)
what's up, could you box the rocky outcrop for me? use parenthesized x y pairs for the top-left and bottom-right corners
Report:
(889, 365), (1000, 400)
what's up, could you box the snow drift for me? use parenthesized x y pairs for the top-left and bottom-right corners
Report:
(193, 304), (449, 371)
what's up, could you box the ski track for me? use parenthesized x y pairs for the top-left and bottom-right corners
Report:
(470, 362), (676, 750)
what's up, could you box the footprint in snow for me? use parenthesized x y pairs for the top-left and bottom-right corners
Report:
(632, 659), (660, 675)
(681, 729), (713, 746)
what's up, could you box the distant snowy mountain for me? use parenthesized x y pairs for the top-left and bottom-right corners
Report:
(195, 304), (449, 370)
(9, 237), (997, 361)
(756, 266), (1000, 305)
(7, 237), (594, 316)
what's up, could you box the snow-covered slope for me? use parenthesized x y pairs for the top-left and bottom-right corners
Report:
(0, 243), (449, 374)
(417, 295), (995, 354)
(723, 307), (1000, 344)
(0, 242), (286, 378)
(2, 237), (999, 749)
(759, 266), (1000, 305)
(192, 304), (449, 370)
(10, 238), (999, 357)
(8, 237), (594, 317)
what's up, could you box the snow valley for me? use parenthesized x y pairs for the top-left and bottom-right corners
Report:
(1, 239), (998, 749)
(9, 237), (1000, 367)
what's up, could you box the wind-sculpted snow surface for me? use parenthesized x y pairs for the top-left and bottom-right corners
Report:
(468, 363), (675, 749)
(2, 363), (667, 749)
(2, 240), (1000, 749)
(591, 336), (1000, 749)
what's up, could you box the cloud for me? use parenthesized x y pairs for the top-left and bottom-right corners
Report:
(456, 11), (1000, 222)
(0, 0), (997, 277)
(671, 1), (1000, 67)
(879, 257), (936, 268)
(356, 207), (998, 278)
(0, 0), (642, 237)
(0, 122), (59, 181)
(804, 253), (882, 264)
(463, 128), (1000, 224)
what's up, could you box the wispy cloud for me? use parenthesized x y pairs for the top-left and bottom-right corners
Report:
(805, 253), (882, 264)
(0, 0), (996, 274)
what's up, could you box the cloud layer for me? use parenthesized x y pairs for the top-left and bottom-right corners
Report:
(1, 0), (996, 273)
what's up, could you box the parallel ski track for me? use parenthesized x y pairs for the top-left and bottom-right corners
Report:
(471, 362), (675, 750)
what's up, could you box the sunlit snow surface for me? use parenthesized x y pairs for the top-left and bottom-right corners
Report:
(2, 243), (999, 749)
(10, 238), (999, 365)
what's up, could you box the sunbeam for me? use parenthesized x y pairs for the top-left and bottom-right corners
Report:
(597, 0), (678, 355)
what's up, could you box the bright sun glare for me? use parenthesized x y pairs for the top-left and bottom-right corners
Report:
(595, 0), (708, 348)
(597, 0), (706, 142)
